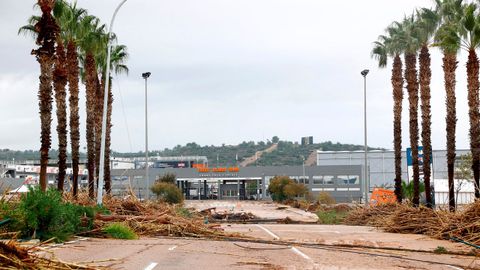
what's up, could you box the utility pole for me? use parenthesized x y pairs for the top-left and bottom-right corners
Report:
(142, 72), (151, 200)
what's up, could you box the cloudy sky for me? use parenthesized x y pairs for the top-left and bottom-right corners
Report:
(0, 0), (474, 153)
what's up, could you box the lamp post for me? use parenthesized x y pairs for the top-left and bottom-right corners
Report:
(97, 0), (127, 205)
(361, 69), (369, 205)
(142, 72), (151, 200)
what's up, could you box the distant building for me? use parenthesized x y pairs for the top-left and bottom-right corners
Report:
(112, 165), (363, 202)
(317, 149), (471, 188)
(301, 136), (313, 146)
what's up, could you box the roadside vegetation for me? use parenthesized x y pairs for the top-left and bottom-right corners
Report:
(0, 186), (95, 242)
(150, 173), (184, 204)
(267, 176), (309, 202)
(102, 223), (137, 240)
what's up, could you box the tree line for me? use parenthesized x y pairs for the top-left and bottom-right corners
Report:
(19, 0), (128, 199)
(372, 0), (479, 211)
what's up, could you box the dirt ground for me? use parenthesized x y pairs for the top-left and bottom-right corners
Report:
(185, 200), (319, 222)
(47, 224), (479, 270)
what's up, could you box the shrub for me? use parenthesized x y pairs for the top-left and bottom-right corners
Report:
(13, 186), (94, 242)
(156, 173), (176, 184)
(103, 223), (137, 239)
(317, 192), (336, 205)
(401, 181), (425, 202)
(268, 176), (308, 202)
(150, 182), (183, 204)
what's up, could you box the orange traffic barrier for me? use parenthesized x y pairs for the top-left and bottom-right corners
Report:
(370, 188), (397, 205)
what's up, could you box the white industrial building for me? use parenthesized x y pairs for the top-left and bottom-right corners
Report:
(317, 149), (475, 206)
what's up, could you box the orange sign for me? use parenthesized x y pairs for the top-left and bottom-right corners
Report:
(370, 188), (397, 205)
(196, 167), (240, 173)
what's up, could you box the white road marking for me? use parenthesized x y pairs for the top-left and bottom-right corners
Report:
(255, 225), (319, 267)
(144, 262), (158, 270)
(290, 246), (311, 260)
(446, 266), (464, 270)
(168, 245), (177, 251)
(255, 224), (280, 240)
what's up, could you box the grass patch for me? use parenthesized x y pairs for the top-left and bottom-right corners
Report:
(175, 207), (193, 218)
(434, 246), (448, 254)
(102, 223), (137, 239)
(316, 210), (348, 224)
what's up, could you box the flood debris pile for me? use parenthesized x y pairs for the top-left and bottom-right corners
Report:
(345, 201), (480, 245)
(0, 241), (102, 270)
(87, 197), (230, 238)
(286, 200), (354, 214)
(199, 207), (257, 222)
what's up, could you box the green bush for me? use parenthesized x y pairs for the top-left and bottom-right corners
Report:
(156, 173), (176, 184)
(150, 182), (184, 204)
(12, 186), (94, 242)
(401, 181), (425, 202)
(316, 210), (347, 224)
(268, 176), (308, 202)
(103, 223), (137, 239)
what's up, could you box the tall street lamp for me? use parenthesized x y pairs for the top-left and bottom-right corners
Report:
(142, 72), (151, 200)
(361, 69), (369, 205)
(97, 0), (127, 205)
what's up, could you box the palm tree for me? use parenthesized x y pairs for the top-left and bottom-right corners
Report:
(434, 0), (463, 211)
(22, 0), (59, 191)
(53, 36), (68, 192)
(102, 44), (129, 194)
(416, 8), (440, 208)
(55, 1), (88, 198)
(19, 2), (71, 193)
(371, 24), (404, 203)
(399, 15), (421, 206)
(78, 16), (106, 199)
(458, 3), (480, 199)
(94, 32), (110, 192)
(50, 0), (72, 192)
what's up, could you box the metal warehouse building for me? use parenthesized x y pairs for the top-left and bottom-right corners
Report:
(317, 149), (471, 188)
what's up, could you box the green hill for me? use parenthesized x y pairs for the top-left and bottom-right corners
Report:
(0, 137), (382, 166)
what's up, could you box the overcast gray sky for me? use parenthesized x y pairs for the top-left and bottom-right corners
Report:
(0, 0), (474, 152)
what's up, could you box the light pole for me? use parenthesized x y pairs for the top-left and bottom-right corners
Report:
(142, 72), (151, 200)
(361, 69), (369, 205)
(97, 0), (127, 205)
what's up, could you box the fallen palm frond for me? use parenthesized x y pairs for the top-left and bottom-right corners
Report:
(344, 203), (399, 226)
(344, 201), (480, 246)
(0, 240), (105, 269)
(62, 194), (238, 239)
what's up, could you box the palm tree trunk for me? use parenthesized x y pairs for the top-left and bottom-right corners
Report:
(467, 48), (480, 199)
(85, 53), (97, 199)
(35, 0), (58, 191)
(37, 54), (54, 192)
(67, 40), (80, 198)
(392, 54), (403, 203)
(53, 38), (68, 192)
(443, 52), (457, 212)
(405, 53), (420, 206)
(419, 45), (432, 208)
(94, 75), (103, 186)
(105, 77), (114, 194)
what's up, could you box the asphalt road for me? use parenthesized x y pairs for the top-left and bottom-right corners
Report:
(47, 224), (478, 270)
